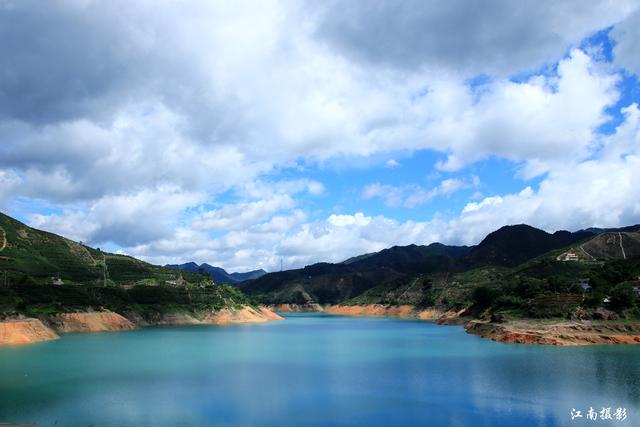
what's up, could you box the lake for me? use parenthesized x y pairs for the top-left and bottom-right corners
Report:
(1, 313), (639, 426)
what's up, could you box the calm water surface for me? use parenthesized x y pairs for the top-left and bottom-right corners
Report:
(1, 313), (639, 427)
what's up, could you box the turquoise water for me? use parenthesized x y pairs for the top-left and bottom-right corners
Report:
(1, 313), (639, 427)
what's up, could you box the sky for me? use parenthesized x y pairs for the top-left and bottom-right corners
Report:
(1, 0), (640, 272)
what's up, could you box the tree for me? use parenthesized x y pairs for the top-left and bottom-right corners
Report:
(471, 286), (496, 310)
(609, 283), (637, 312)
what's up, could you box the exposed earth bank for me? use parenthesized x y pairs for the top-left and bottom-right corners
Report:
(272, 303), (465, 321)
(0, 306), (283, 345)
(465, 320), (640, 346)
(268, 303), (324, 312)
(273, 304), (640, 346)
(324, 304), (459, 320)
(50, 311), (136, 333)
(0, 318), (60, 345)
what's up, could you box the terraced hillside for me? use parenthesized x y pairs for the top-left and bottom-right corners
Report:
(0, 212), (199, 286)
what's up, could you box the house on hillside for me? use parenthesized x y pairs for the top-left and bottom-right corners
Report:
(51, 275), (63, 286)
(557, 251), (579, 262)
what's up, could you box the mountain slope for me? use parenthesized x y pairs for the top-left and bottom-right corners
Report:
(239, 243), (470, 305)
(0, 212), (196, 285)
(462, 224), (592, 267)
(229, 269), (267, 282)
(559, 231), (640, 261)
(240, 223), (640, 308)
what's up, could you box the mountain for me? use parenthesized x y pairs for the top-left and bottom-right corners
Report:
(165, 262), (266, 284)
(229, 269), (268, 282)
(344, 243), (470, 270)
(0, 212), (198, 286)
(462, 224), (593, 267)
(239, 242), (471, 305)
(558, 231), (640, 261)
(579, 224), (640, 234)
(239, 223), (640, 308)
(0, 211), (273, 326)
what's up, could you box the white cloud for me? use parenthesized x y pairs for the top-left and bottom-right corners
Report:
(429, 50), (620, 176)
(312, 0), (639, 76)
(327, 212), (372, 227)
(29, 187), (204, 247)
(2, 1), (640, 272)
(612, 10), (640, 76)
(0, 2), (628, 210)
(193, 195), (296, 232)
(129, 106), (640, 272)
(363, 177), (473, 208)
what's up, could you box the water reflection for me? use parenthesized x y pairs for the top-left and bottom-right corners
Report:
(0, 315), (638, 426)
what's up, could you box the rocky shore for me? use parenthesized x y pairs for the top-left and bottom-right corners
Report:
(0, 306), (283, 346)
(271, 303), (465, 321)
(464, 319), (640, 346)
(324, 304), (455, 319)
(0, 318), (60, 345)
(271, 303), (640, 346)
(268, 303), (324, 312)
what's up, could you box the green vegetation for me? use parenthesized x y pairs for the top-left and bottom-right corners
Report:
(0, 212), (202, 286)
(0, 283), (252, 318)
(0, 212), (255, 318)
(241, 224), (640, 322)
(464, 258), (640, 320)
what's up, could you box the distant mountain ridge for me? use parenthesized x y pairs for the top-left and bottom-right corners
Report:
(165, 262), (266, 284)
(462, 224), (593, 267)
(240, 223), (640, 306)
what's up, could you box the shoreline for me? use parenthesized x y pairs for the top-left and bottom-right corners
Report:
(0, 306), (283, 346)
(269, 303), (465, 320)
(464, 319), (640, 346)
(4, 303), (639, 347)
(273, 303), (640, 346)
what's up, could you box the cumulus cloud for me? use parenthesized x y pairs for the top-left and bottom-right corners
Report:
(0, 2), (629, 208)
(29, 187), (204, 247)
(385, 159), (400, 168)
(133, 104), (640, 272)
(427, 50), (620, 176)
(363, 177), (473, 208)
(312, 0), (638, 76)
(612, 10), (640, 75)
(2, 1), (640, 271)
(193, 195), (296, 232)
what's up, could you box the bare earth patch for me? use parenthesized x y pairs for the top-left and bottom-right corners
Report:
(465, 320), (640, 346)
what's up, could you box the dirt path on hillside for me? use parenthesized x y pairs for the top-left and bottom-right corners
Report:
(0, 227), (6, 251)
(579, 244), (596, 261)
(618, 232), (627, 260)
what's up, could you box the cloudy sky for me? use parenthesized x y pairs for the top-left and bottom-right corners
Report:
(1, 0), (640, 272)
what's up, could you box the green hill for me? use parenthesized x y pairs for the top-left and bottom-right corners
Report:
(0, 212), (199, 286)
(240, 224), (640, 319)
(0, 212), (256, 318)
(461, 224), (593, 267)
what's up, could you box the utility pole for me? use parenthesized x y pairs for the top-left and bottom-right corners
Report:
(280, 257), (283, 272)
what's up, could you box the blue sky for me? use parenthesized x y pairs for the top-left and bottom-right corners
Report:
(1, 1), (640, 272)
